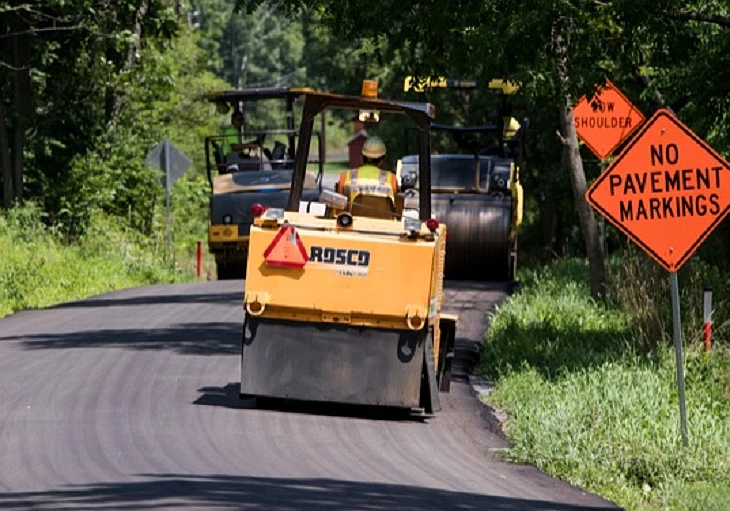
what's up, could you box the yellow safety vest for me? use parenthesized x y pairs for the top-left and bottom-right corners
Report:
(337, 165), (398, 204)
(503, 116), (521, 140)
(223, 125), (241, 155)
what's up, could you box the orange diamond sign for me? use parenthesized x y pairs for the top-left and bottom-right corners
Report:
(586, 108), (730, 272)
(574, 78), (645, 160)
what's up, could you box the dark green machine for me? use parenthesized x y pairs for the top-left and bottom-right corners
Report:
(202, 87), (324, 280)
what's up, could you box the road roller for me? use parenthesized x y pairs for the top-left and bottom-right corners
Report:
(240, 81), (458, 415)
(398, 78), (526, 282)
(202, 87), (325, 280)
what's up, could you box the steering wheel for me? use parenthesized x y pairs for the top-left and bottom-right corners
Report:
(403, 188), (419, 198)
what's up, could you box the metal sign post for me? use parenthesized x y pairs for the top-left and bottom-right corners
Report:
(164, 140), (171, 259)
(586, 108), (730, 447)
(144, 139), (193, 265)
(704, 288), (713, 351)
(669, 271), (688, 447)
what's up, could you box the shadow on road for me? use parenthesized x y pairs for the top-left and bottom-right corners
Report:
(444, 279), (519, 293)
(46, 290), (243, 309)
(2, 322), (242, 355)
(0, 473), (621, 510)
(194, 382), (426, 423)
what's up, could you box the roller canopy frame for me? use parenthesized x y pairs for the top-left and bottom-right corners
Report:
(287, 91), (436, 220)
(202, 87), (314, 103)
(203, 87), (316, 165)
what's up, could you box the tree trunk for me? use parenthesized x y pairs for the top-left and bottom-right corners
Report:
(558, 105), (606, 298)
(0, 88), (12, 208)
(0, 14), (11, 208)
(637, 67), (671, 112)
(12, 22), (31, 203)
(107, 0), (149, 134)
(553, 14), (606, 299)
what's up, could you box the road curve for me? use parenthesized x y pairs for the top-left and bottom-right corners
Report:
(0, 280), (621, 510)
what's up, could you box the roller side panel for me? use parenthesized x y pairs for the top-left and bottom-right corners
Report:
(437, 316), (457, 392)
(420, 331), (441, 414)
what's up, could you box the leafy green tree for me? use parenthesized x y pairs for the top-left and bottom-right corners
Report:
(0, 0), (179, 212)
(192, 0), (307, 130)
(234, 0), (730, 297)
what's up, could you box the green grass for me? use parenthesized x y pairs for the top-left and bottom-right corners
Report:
(0, 203), (192, 319)
(307, 158), (350, 175)
(478, 258), (730, 511)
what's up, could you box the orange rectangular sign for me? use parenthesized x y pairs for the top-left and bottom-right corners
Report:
(586, 109), (730, 272)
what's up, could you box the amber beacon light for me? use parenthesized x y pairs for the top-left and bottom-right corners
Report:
(359, 79), (380, 123)
(361, 79), (378, 98)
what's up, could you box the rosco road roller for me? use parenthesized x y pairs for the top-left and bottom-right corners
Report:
(398, 77), (527, 282)
(240, 81), (458, 415)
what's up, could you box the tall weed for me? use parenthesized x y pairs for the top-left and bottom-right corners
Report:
(607, 246), (729, 351)
(0, 203), (189, 319)
(480, 256), (730, 511)
(479, 258), (635, 380)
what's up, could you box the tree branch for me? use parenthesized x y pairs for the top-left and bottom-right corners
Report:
(556, 129), (569, 147)
(2, 5), (75, 23)
(636, 67), (674, 114)
(0, 61), (31, 71)
(0, 24), (87, 39)
(669, 10), (730, 28)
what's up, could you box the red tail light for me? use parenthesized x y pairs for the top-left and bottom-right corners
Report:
(251, 203), (266, 217)
(426, 218), (440, 232)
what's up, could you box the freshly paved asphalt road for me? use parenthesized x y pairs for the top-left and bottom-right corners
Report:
(0, 280), (622, 510)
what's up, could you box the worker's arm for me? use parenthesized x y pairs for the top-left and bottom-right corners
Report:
(230, 142), (259, 152)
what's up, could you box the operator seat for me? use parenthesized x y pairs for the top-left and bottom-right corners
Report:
(270, 141), (287, 170)
(350, 194), (397, 220)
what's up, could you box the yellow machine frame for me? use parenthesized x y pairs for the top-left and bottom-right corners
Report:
(240, 84), (458, 415)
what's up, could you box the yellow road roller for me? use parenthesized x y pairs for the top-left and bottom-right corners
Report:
(399, 77), (526, 282)
(240, 82), (458, 415)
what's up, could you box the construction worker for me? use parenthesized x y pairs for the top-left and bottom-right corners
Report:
(502, 104), (521, 142)
(336, 136), (399, 218)
(223, 111), (244, 157)
(503, 116), (521, 141)
(501, 104), (521, 158)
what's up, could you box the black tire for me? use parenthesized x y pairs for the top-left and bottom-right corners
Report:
(508, 238), (518, 282)
(437, 320), (456, 393)
(216, 257), (247, 280)
(216, 260), (231, 280)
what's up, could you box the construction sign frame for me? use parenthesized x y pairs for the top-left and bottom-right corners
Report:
(574, 78), (646, 160)
(585, 108), (730, 273)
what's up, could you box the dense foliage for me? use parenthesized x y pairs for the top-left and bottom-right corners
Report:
(0, 202), (187, 318)
(236, 0), (730, 295)
(479, 259), (730, 511)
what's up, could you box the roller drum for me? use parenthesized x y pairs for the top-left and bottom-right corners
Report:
(433, 194), (513, 281)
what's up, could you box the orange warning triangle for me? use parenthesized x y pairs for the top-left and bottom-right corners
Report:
(263, 225), (309, 268)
